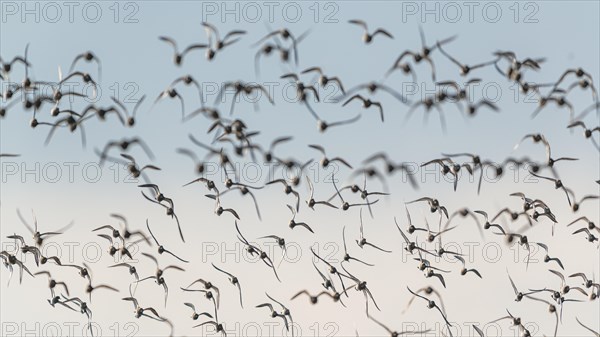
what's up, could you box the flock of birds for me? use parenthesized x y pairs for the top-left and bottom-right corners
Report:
(1, 19), (600, 337)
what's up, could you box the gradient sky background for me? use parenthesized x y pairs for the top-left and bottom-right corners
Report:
(1, 1), (599, 336)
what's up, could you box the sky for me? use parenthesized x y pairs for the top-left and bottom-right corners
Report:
(1, 1), (599, 336)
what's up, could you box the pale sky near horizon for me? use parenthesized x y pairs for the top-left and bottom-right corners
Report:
(1, 1), (599, 337)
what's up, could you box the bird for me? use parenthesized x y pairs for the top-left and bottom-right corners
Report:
(254, 39), (302, 77)
(184, 106), (221, 123)
(337, 81), (409, 104)
(507, 271), (538, 302)
(342, 94), (385, 122)
(402, 205), (429, 235)
(524, 296), (559, 337)
(531, 95), (575, 121)
(158, 36), (208, 66)
(361, 153), (419, 188)
(356, 209), (391, 253)
(188, 135), (238, 175)
(254, 27), (302, 65)
(327, 173), (388, 218)
(341, 264), (381, 315)
(208, 184), (263, 220)
(141, 193), (185, 242)
(569, 273), (600, 297)
(305, 175), (338, 210)
(55, 103), (99, 122)
(180, 286), (218, 321)
(69, 50), (102, 81)
(34, 271), (69, 298)
(389, 27), (456, 82)
(281, 72), (321, 102)
(47, 295), (77, 312)
(290, 290), (342, 305)
(310, 262), (348, 306)
(308, 144), (352, 169)
(272, 154), (313, 186)
(0, 98), (20, 118)
(92, 214), (149, 244)
(266, 179), (301, 211)
(564, 188), (599, 212)
(258, 136), (292, 163)
(215, 80), (274, 115)
(348, 20), (393, 44)
(96, 137), (153, 166)
(7, 234), (45, 266)
(421, 158), (473, 191)
(567, 121), (600, 150)
(314, 114), (362, 133)
(235, 221), (281, 282)
(535, 243), (565, 270)
(145, 219), (188, 263)
(301, 66), (346, 94)
(341, 226), (373, 266)
(85, 278), (118, 303)
(489, 309), (530, 336)
(0, 48), (29, 75)
(406, 197), (449, 218)
(61, 261), (93, 282)
(331, 174), (380, 211)
(402, 285), (446, 315)
(137, 253), (185, 307)
(405, 95), (448, 132)
(183, 302), (213, 321)
(491, 207), (533, 227)
(266, 292), (295, 332)
(311, 248), (351, 297)
(436, 42), (497, 76)
(548, 269), (589, 297)
(60, 295), (94, 335)
(205, 192), (241, 220)
(123, 291), (165, 322)
(529, 171), (572, 206)
(255, 301), (290, 332)
(566, 216), (598, 233)
(109, 262), (140, 284)
(96, 233), (119, 258)
(59, 70), (99, 97)
(444, 207), (483, 238)
(465, 99), (499, 116)
(1, 249), (34, 285)
(44, 113), (93, 148)
(286, 204), (314, 233)
(394, 215), (437, 257)
(192, 320), (227, 336)
(453, 255), (482, 278)
(153, 86), (186, 121)
(184, 278), (221, 309)
(406, 286), (452, 330)
(212, 263), (244, 308)
(16, 209), (72, 247)
(572, 227), (598, 243)
(201, 22), (246, 60)
(414, 249), (449, 288)
(552, 67), (595, 92)
(117, 153), (161, 182)
(170, 74), (204, 104)
(368, 314), (430, 337)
